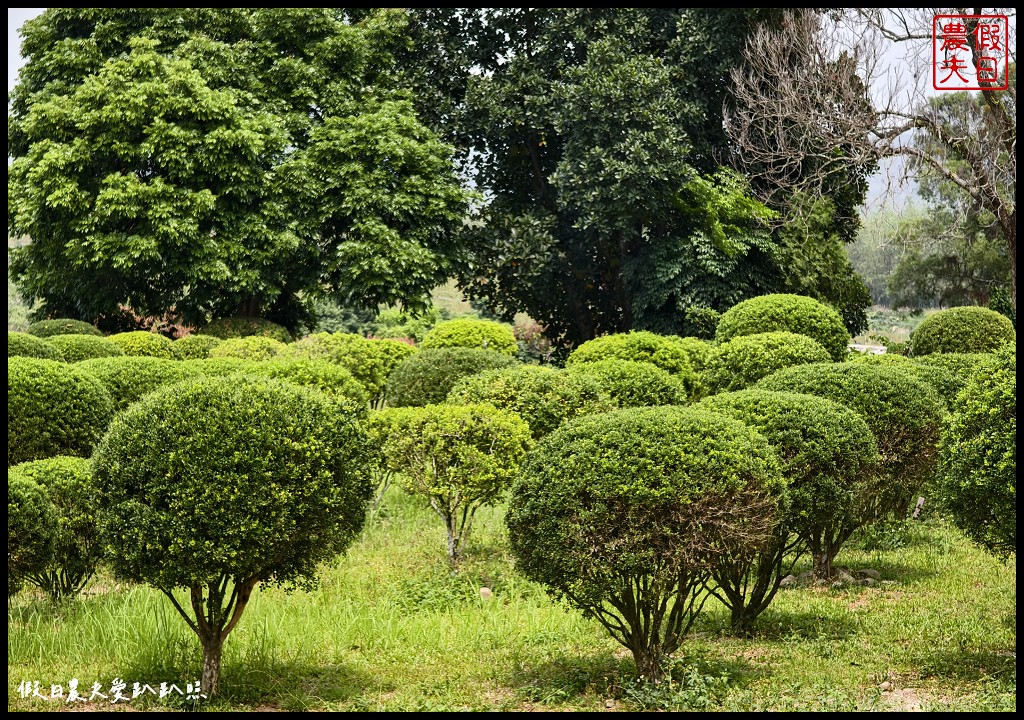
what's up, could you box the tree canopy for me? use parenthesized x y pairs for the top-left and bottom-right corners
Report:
(8, 9), (471, 335)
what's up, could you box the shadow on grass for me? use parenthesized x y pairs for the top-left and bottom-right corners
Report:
(912, 648), (1017, 686)
(118, 655), (385, 711)
(509, 650), (632, 704)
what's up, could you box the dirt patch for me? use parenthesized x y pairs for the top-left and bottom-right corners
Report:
(881, 687), (928, 712)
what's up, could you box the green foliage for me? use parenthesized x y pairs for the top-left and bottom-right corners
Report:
(177, 357), (253, 378)
(420, 317), (518, 356)
(564, 359), (687, 407)
(106, 331), (179, 359)
(506, 405), (784, 680)
(8, 331), (60, 360)
(696, 389), (879, 590)
(9, 456), (103, 601)
(716, 293), (851, 362)
(564, 330), (699, 398)
(845, 352), (960, 408)
(368, 306), (444, 344)
(936, 345), (1015, 558)
(198, 318), (293, 344)
(91, 373), (373, 694)
(75, 356), (191, 413)
(239, 358), (369, 411)
(172, 334), (224, 360)
(8, 357), (114, 466)
(376, 403), (532, 565)
(987, 286), (1015, 328)
(384, 347), (519, 408)
(7, 473), (56, 597)
(289, 332), (389, 401)
(908, 306), (1016, 356)
(446, 364), (614, 440)
(8, 10), (471, 338)
(701, 331), (832, 395)
(757, 362), (945, 522)
(913, 352), (999, 403)
(208, 336), (289, 362)
(47, 334), (126, 363)
(27, 318), (103, 338)
(682, 306), (722, 340)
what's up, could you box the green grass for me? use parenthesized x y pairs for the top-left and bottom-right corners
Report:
(7, 486), (1016, 712)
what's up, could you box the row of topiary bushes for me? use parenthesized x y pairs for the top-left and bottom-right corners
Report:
(8, 294), (1016, 692)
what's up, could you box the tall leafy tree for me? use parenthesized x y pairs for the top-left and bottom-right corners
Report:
(396, 9), (869, 346)
(8, 9), (470, 334)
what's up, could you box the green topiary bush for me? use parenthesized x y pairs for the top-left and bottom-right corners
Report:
(701, 331), (832, 396)
(696, 390), (880, 591)
(565, 330), (699, 398)
(91, 374), (372, 696)
(7, 474), (56, 597)
(384, 348), (519, 408)
(908, 306), (1015, 356)
(420, 317), (519, 356)
(564, 359), (687, 407)
(505, 406), (784, 680)
(106, 331), (178, 359)
(757, 362), (945, 522)
(47, 334), (125, 363)
(846, 352), (959, 409)
(178, 357), (254, 377)
(8, 331), (61, 360)
(239, 358), (369, 411)
(935, 345), (1015, 559)
(289, 332), (389, 401)
(27, 318), (103, 338)
(76, 356), (191, 413)
(715, 293), (851, 362)
(173, 334), (224, 360)
(446, 364), (614, 440)
(208, 335), (289, 362)
(8, 456), (103, 601)
(197, 317), (293, 344)
(370, 338), (419, 408)
(8, 357), (115, 466)
(377, 403), (532, 566)
(913, 352), (999, 404)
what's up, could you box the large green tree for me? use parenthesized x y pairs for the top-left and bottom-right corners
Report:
(395, 9), (870, 346)
(8, 9), (470, 335)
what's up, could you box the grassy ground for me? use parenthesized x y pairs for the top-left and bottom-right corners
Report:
(8, 487), (1016, 712)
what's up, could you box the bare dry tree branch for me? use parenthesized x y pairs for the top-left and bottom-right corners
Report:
(724, 8), (1017, 305)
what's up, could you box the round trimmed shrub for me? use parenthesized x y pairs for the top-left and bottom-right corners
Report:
(696, 390), (880, 588)
(47, 334), (125, 363)
(106, 331), (178, 359)
(420, 317), (518, 356)
(289, 333), (388, 400)
(8, 474), (56, 596)
(716, 293), (851, 362)
(9, 332), (61, 360)
(936, 345), (1015, 558)
(701, 331), (832, 395)
(909, 306), (1015, 356)
(565, 330), (699, 397)
(757, 362), (945, 521)
(173, 334), (224, 360)
(385, 347), (519, 408)
(506, 406), (785, 680)
(447, 364), (614, 439)
(240, 358), (369, 411)
(914, 352), (999, 403)
(209, 336), (288, 361)
(27, 318), (103, 338)
(8, 357), (115, 466)
(8, 456), (102, 600)
(92, 374), (372, 694)
(197, 317), (293, 344)
(378, 403), (532, 566)
(846, 352), (959, 408)
(76, 356), (191, 413)
(564, 359), (687, 407)
(371, 338), (419, 390)
(178, 357), (254, 377)
(670, 335), (713, 374)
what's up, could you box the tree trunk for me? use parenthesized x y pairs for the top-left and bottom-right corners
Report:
(199, 634), (223, 698)
(812, 550), (834, 581)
